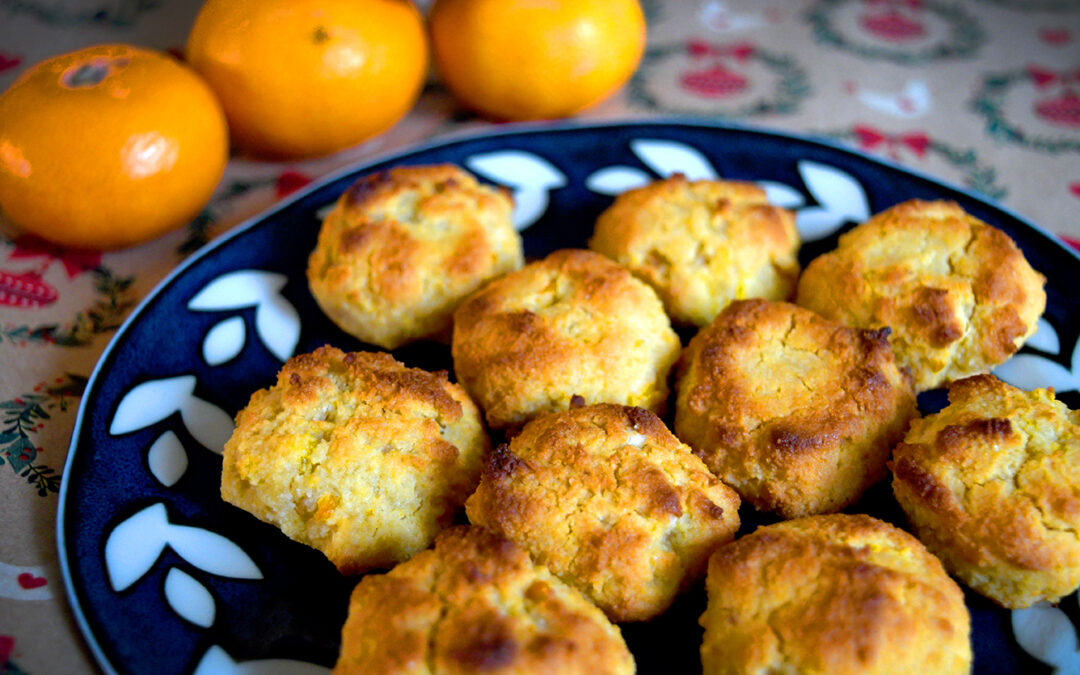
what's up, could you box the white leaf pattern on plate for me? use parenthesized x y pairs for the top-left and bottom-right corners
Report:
(630, 139), (719, 180)
(584, 166), (654, 195)
(1012, 600), (1080, 674)
(164, 568), (215, 628)
(187, 270), (300, 363)
(203, 316), (247, 366)
(585, 139), (724, 195)
(146, 431), (188, 487)
(582, 140), (866, 246)
(192, 645), (330, 675)
(994, 331), (1080, 393)
(104, 503), (262, 593)
(793, 161), (870, 241)
(109, 375), (234, 454)
(1028, 318), (1062, 355)
(465, 151), (567, 231)
(757, 180), (806, 209)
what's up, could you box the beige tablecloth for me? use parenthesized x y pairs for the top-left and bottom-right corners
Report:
(1, 1), (1078, 672)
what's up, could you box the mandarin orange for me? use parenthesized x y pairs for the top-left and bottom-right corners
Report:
(428, 0), (646, 121)
(0, 44), (228, 250)
(185, 0), (428, 159)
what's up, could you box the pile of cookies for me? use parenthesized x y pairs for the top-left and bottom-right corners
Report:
(220, 163), (1079, 674)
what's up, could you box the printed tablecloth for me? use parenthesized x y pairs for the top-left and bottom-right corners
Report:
(1, 1), (1078, 672)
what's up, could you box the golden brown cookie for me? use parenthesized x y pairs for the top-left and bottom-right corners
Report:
(674, 299), (918, 518)
(465, 403), (741, 622)
(590, 175), (800, 326)
(307, 164), (523, 349)
(452, 248), (681, 429)
(333, 525), (635, 675)
(891, 373), (1080, 608)
(700, 514), (972, 675)
(221, 346), (489, 574)
(796, 199), (1045, 392)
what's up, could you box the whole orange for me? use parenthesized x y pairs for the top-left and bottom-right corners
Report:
(428, 0), (646, 121)
(0, 44), (228, 250)
(185, 0), (428, 159)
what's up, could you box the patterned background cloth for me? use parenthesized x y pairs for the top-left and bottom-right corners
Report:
(0, 0), (1078, 672)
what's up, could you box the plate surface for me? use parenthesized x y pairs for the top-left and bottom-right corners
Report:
(59, 120), (1080, 675)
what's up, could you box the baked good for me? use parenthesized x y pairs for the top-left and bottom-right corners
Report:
(699, 513), (971, 675)
(333, 525), (634, 675)
(307, 164), (523, 349)
(795, 199), (1045, 391)
(589, 174), (800, 326)
(451, 248), (681, 429)
(891, 373), (1080, 608)
(221, 346), (489, 574)
(465, 402), (741, 622)
(674, 299), (918, 518)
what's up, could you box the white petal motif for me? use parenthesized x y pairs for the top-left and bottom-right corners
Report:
(629, 139), (719, 180)
(164, 568), (216, 628)
(167, 523), (262, 580)
(179, 393), (235, 455)
(254, 292), (301, 362)
(1012, 603), (1080, 672)
(315, 203), (336, 221)
(104, 503), (262, 593)
(109, 375), (234, 454)
(993, 354), (1080, 394)
(584, 166), (653, 195)
(793, 161), (870, 242)
(203, 317), (246, 366)
(193, 645), (330, 675)
(109, 375), (197, 436)
(104, 503), (170, 592)
(188, 271), (287, 311)
(1027, 318), (1062, 355)
(756, 181), (806, 209)
(147, 431), (188, 487)
(188, 270), (299, 363)
(466, 151), (568, 231)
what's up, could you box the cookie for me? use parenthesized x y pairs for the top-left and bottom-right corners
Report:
(452, 248), (681, 429)
(700, 514), (971, 675)
(796, 199), (1045, 391)
(333, 525), (634, 674)
(892, 373), (1080, 608)
(221, 346), (488, 573)
(675, 299), (918, 517)
(307, 164), (523, 349)
(466, 403), (741, 622)
(590, 174), (799, 326)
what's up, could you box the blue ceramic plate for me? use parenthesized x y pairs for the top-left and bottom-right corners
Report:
(58, 120), (1080, 675)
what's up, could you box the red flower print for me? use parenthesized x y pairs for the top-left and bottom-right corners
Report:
(9, 235), (101, 279)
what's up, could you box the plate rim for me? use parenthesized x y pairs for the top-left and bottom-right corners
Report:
(55, 116), (1080, 675)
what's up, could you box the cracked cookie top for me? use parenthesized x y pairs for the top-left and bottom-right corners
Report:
(452, 248), (681, 429)
(700, 513), (971, 675)
(589, 174), (800, 327)
(675, 299), (918, 518)
(307, 164), (524, 349)
(891, 373), (1080, 608)
(465, 402), (741, 622)
(795, 199), (1045, 392)
(333, 525), (634, 675)
(221, 345), (489, 574)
